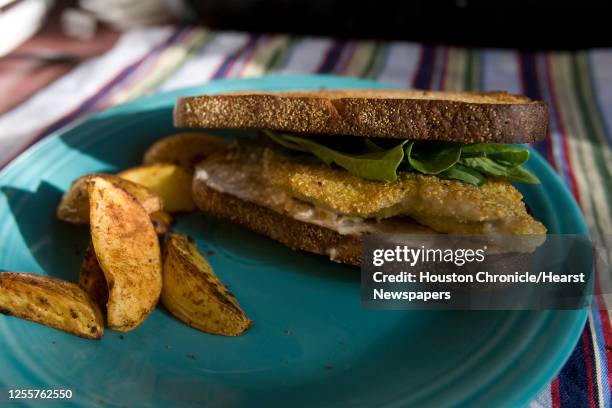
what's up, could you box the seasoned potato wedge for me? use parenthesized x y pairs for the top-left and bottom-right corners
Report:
(162, 234), (252, 336)
(89, 176), (162, 332)
(143, 132), (226, 171)
(79, 245), (108, 311)
(0, 272), (104, 339)
(119, 164), (195, 213)
(57, 174), (162, 223)
(150, 211), (173, 235)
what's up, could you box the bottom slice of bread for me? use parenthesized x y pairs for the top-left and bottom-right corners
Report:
(192, 182), (362, 266)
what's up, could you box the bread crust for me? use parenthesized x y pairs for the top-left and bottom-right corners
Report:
(192, 178), (362, 266)
(174, 89), (548, 143)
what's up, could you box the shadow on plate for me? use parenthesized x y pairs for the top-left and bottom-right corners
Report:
(176, 212), (360, 285)
(1, 182), (88, 281)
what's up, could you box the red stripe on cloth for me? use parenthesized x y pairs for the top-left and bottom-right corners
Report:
(582, 329), (598, 407)
(544, 54), (581, 203)
(0, 27), (186, 170)
(551, 377), (561, 408)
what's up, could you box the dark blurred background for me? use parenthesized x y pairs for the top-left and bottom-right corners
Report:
(188, 0), (612, 49)
(3, 0), (609, 51)
(1, 0), (610, 113)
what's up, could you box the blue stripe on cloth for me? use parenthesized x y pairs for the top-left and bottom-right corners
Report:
(559, 328), (592, 407)
(211, 34), (260, 79)
(412, 45), (436, 89)
(317, 40), (347, 73)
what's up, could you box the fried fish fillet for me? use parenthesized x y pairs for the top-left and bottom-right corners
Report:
(262, 150), (546, 235)
(195, 144), (435, 237)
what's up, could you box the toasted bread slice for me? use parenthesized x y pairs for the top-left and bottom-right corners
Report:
(192, 180), (362, 266)
(175, 89), (548, 143)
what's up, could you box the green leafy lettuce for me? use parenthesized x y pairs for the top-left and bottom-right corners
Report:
(264, 130), (406, 182)
(264, 130), (539, 186)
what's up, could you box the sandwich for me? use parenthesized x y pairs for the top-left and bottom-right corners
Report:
(174, 89), (548, 265)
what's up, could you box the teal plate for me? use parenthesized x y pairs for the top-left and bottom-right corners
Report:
(0, 75), (588, 407)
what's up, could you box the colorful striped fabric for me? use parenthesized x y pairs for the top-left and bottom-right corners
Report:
(0, 27), (611, 407)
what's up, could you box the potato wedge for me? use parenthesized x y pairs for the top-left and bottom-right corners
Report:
(143, 132), (226, 171)
(79, 245), (108, 311)
(57, 174), (162, 223)
(119, 164), (195, 213)
(0, 272), (104, 339)
(150, 211), (173, 235)
(161, 234), (252, 336)
(89, 176), (162, 332)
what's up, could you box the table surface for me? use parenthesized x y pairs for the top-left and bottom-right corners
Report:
(0, 25), (611, 407)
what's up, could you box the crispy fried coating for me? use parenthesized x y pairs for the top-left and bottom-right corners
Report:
(197, 144), (436, 236)
(263, 150), (546, 235)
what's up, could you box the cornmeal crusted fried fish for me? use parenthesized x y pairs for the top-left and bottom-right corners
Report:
(196, 144), (436, 236)
(262, 149), (546, 235)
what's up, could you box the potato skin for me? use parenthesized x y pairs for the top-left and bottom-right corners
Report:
(150, 211), (174, 235)
(162, 234), (252, 336)
(119, 164), (196, 213)
(143, 132), (227, 172)
(88, 177), (162, 332)
(0, 272), (104, 339)
(79, 245), (109, 312)
(57, 174), (162, 224)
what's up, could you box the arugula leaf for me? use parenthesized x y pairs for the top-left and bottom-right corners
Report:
(264, 130), (309, 152)
(364, 138), (386, 153)
(461, 157), (539, 184)
(265, 131), (406, 182)
(500, 165), (540, 184)
(461, 143), (530, 166)
(439, 164), (487, 186)
(264, 130), (540, 185)
(406, 141), (462, 174)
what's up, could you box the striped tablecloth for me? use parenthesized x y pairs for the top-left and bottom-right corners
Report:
(0, 26), (611, 407)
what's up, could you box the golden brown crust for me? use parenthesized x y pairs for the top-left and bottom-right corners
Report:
(88, 177), (162, 332)
(161, 234), (253, 336)
(263, 150), (547, 235)
(192, 180), (362, 266)
(174, 89), (548, 143)
(0, 272), (104, 339)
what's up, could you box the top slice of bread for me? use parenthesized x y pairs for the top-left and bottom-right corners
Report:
(174, 89), (548, 143)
